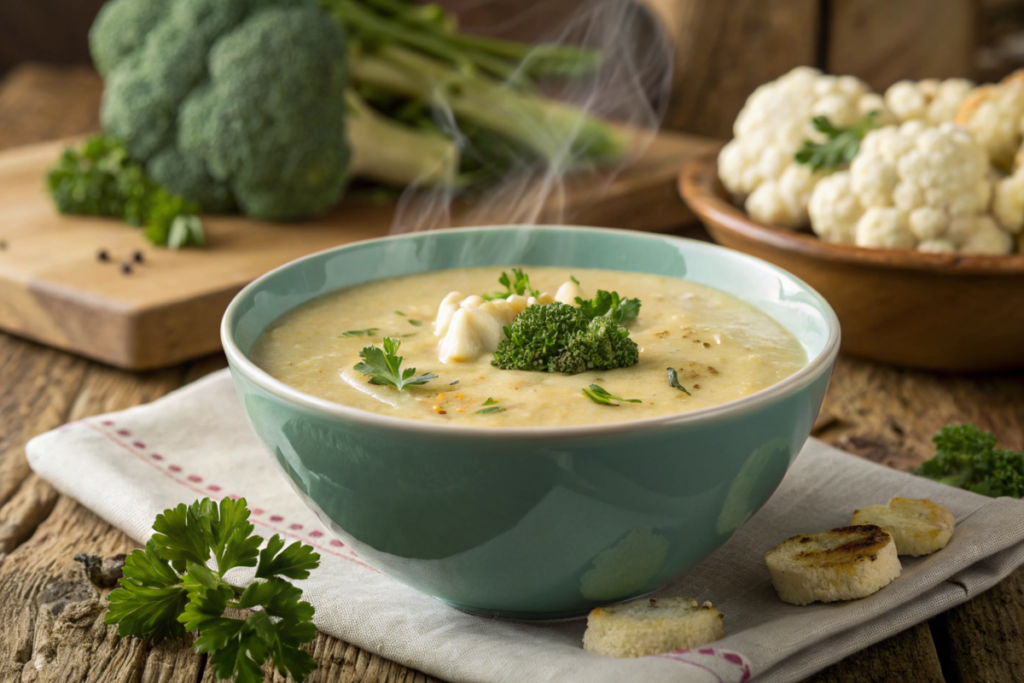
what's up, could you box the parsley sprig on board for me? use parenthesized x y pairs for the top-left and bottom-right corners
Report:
(105, 497), (320, 683)
(795, 111), (879, 171)
(47, 133), (205, 248)
(355, 337), (437, 390)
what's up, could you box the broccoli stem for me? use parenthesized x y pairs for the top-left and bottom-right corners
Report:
(350, 45), (629, 167)
(346, 90), (459, 187)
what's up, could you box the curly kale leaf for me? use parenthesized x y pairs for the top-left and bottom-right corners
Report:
(914, 424), (1024, 498)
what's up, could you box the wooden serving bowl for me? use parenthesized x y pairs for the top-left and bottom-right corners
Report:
(679, 155), (1024, 372)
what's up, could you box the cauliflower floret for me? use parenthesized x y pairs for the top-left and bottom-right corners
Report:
(855, 207), (915, 248)
(884, 78), (975, 124)
(718, 66), (873, 228)
(811, 121), (1013, 253)
(917, 239), (957, 253)
(948, 215), (1013, 254)
(993, 168), (1024, 234)
(955, 70), (1024, 172)
(808, 171), (862, 244)
(434, 290), (555, 362)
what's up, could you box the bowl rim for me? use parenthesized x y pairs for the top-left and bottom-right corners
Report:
(679, 153), (1024, 275)
(221, 225), (841, 439)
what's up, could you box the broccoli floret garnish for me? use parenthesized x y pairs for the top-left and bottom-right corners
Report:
(491, 303), (639, 375)
(913, 424), (1024, 498)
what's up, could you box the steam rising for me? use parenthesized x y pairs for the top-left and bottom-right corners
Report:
(389, 0), (673, 233)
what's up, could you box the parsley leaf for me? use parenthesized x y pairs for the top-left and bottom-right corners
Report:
(582, 384), (642, 406)
(482, 397), (498, 406)
(482, 268), (541, 300)
(354, 337), (437, 390)
(408, 319), (423, 326)
(795, 111), (879, 171)
(104, 540), (189, 640)
(575, 290), (641, 324)
(667, 367), (692, 395)
(104, 498), (321, 683)
(477, 406), (506, 414)
(341, 328), (379, 338)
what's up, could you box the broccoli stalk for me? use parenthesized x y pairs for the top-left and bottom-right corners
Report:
(914, 424), (1024, 498)
(491, 302), (639, 374)
(350, 45), (629, 168)
(321, 0), (601, 85)
(346, 90), (459, 188)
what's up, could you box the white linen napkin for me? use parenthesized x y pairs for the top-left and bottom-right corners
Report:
(26, 369), (1024, 683)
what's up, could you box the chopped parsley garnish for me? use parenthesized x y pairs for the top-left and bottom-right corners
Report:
(582, 384), (642, 406)
(482, 397), (498, 406)
(795, 111), (880, 171)
(477, 406), (506, 414)
(575, 290), (641, 325)
(341, 328), (379, 338)
(667, 368), (692, 395)
(482, 268), (541, 300)
(449, 379), (460, 385)
(395, 311), (406, 316)
(408, 319), (423, 327)
(104, 497), (320, 683)
(570, 275), (580, 285)
(354, 337), (436, 390)
(400, 333), (418, 338)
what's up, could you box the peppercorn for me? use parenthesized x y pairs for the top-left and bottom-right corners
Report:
(120, 263), (133, 275)
(97, 249), (110, 262)
(132, 250), (144, 263)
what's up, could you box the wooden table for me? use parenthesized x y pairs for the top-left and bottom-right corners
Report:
(1, 64), (1022, 683)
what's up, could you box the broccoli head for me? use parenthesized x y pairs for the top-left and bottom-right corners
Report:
(90, 0), (349, 220)
(491, 303), (639, 374)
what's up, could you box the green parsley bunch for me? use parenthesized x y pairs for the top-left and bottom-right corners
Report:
(105, 497), (321, 682)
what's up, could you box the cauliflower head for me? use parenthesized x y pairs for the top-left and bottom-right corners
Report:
(884, 78), (975, 125)
(810, 121), (1013, 253)
(718, 66), (878, 229)
(955, 70), (1024, 172)
(92, 0), (350, 220)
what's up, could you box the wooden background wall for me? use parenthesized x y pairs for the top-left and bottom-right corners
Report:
(1, 0), (1022, 139)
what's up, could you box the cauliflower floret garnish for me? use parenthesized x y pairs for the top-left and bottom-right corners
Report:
(808, 121), (1013, 253)
(434, 286), (567, 363)
(717, 67), (875, 229)
(955, 70), (1024, 172)
(884, 78), (975, 124)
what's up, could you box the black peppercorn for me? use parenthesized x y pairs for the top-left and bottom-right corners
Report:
(0, 240), (7, 251)
(97, 249), (110, 262)
(120, 263), (133, 275)
(132, 250), (144, 263)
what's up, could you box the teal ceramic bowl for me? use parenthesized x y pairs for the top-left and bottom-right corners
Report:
(222, 226), (840, 619)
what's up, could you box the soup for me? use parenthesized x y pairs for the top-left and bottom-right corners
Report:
(250, 266), (807, 427)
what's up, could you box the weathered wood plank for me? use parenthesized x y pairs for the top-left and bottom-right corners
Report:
(817, 355), (1024, 470)
(827, 0), (976, 93)
(642, 0), (819, 137)
(803, 623), (944, 683)
(0, 334), (88, 509)
(930, 566), (1024, 683)
(0, 64), (101, 149)
(0, 474), (59, 554)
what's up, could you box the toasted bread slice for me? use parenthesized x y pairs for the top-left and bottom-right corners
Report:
(765, 525), (901, 605)
(852, 497), (955, 556)
(583, 597), (725, 658)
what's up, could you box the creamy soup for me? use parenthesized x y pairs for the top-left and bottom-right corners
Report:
(250, 267), (807, 427)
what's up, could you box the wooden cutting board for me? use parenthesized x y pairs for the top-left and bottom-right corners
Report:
(0, 131), (717, 370)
